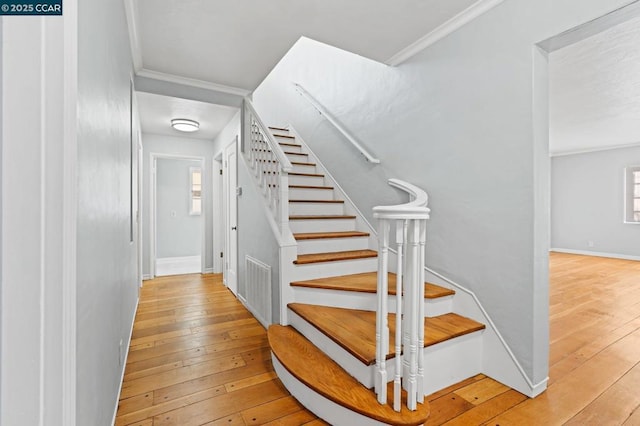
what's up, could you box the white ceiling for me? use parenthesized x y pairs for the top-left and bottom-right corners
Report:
(133, 0), (479, 91)
(136, 91), (238, 140)
(549, 14), (640, 155)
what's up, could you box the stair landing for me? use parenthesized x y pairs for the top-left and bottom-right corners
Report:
(268, 325), (430, 426)
(291, 271), (455, 299)
(289, 303), (485, 366)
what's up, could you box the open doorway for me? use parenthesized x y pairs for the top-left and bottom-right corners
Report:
(151, 154), (206, 276)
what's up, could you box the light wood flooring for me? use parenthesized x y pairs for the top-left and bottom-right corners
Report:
(116, 253), (640, 425)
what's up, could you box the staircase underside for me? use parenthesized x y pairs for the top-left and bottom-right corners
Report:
(289, 303), (486, 366)
(291, 271), (456, 298)
(268, 325), (431, 426)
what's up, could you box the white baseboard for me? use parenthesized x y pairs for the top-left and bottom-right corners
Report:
(142, 274), (153, 281)
(550, 248), (640, 261)
(203, 268), (215, 274)
(155, 255), (202, 276)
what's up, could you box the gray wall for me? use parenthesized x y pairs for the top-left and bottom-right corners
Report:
(77, 0), (139, 423)
(156, 158), (202, 258)
(237, 155), (281, 323)
(253, 0), (638, 385)
(551, 146), (640, 258)
(142, 133), (216, 276)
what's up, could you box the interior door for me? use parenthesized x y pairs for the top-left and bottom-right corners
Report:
(223, 137), (238, 294)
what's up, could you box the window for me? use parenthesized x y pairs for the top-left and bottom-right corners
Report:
(190, 167), (202, 215)
(624, 166), (640, 224)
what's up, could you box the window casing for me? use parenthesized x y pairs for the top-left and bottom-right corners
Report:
(624, 166), (640, 224)
(190, 167), (202, 216)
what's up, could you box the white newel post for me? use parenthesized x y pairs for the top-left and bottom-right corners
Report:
(373, 179), (430, 412)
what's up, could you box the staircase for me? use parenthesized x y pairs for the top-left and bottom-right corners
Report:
(246, 123), (487, 425)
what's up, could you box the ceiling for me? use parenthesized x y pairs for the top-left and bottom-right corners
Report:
(136, 91), (238, 140)
(549, 13), (640, 155)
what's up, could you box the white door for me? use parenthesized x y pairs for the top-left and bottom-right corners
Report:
(224, 137), (238, 294)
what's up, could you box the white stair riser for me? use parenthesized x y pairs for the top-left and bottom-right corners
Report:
(289, 174), (325, 186)
(289, 202), (345, 216)
(296, 236), (369, 254)
(284, 153), (309, 162)
(289, 218), (356, 233)
(279, 144), (303, 153)
(290, 306), (484, 395)
(291, 164), (317, 174)
(289, 188), (335, 201)
(291, 287), (454, 317)
(290, 257), (378, 282)
(289, 309), (373, 388)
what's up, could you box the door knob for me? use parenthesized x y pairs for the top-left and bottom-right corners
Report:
(231, 226), (237, 230)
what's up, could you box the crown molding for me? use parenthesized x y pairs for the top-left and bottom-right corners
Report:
(386, 0), (505, 66)
(550, 141), (640, 157)
(136, 68), (251, 97)
(123, 0), (143, 72)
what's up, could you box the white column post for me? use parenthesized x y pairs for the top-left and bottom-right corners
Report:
(375, 219), (390, 404)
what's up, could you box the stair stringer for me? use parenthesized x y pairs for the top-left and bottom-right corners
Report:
(421, 266), (548, 398)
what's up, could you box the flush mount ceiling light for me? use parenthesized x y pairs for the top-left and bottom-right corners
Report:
(171, 118), (200, 132)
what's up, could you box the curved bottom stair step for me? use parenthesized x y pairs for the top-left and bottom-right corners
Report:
(268, 325), (430, 426)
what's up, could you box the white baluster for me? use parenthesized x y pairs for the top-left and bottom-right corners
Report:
(393, 220), (404, 412)
(417, 218), (427, 404)
(375, 219), (390, 405)
(406, 219), (420, 411)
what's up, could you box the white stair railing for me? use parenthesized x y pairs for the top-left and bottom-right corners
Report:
(373, 179), (430, 411)
(243, 99), (293, 231)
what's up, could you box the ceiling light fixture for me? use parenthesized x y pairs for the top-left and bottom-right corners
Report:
(171, 118), (200, 132)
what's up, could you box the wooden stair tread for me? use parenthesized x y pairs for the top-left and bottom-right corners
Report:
(268, 126), (288, 131)
(289, 185), (333, 190)
(278, 142), (301, 147)
(294, 250), (377, 265)
(274, 134), (296, 139)
(290, 214), (355, 220)
(291, 272), (455, 299)
(294, 231), (370, 240)
(291, 161), (316, 166)
(268, 325), (430, 426)
(284, 151), (308, 156)
(288, 303), (485, 366)
(289, 172), (324, 177)
(289, 199), (344, 204)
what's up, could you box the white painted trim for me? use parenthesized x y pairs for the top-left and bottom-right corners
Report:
(421, 264), (548, 397)
(136, 68), (250, 97)
(386, 0), (506, 66)
(123, 0), (142, 72)
(156, 256), (202, 276)
(550, 248), (640, 262)
(63, 1), (79, 423)
(142, 274), (153, 281)
(550, 141), (640, 157)
(110, 295), (139, 426)
(203, 268), (215, 274)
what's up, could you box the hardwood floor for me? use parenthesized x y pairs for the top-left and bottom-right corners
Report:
(116, 253), (640, 425)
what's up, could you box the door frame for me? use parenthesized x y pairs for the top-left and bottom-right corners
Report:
(222, 136), (239, 294)
(149, 153), (206, 278)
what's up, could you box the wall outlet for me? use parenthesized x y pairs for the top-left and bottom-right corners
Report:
(587, 241), (595, 248)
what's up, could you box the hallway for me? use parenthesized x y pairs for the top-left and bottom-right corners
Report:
(116, 253), (640, 425)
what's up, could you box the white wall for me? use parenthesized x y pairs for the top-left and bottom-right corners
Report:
(2, 10), (75, 425)
(156, 158), (202, 258)
(76, 0), (139, 423)
(253, 0), (638, 387)
(142, 133), (217, 275)
(551, 146), (640, 259)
